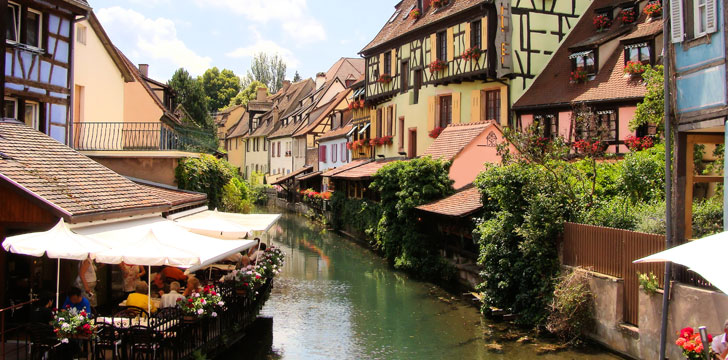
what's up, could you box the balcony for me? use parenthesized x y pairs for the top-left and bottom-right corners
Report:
(73, 122), (217, 153)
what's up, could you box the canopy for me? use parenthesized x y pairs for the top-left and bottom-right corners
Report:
(171, 210), (281, 233)
(634, 231), (728, 294)
(2, 218), (109, 260)
(94, 229), (200, 266)
(175, 214), (250, 239)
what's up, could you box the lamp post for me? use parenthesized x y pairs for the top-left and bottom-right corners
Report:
(699, 327), (711, 360)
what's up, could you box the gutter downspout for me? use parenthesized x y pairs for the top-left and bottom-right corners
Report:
(68, 13), (89, 147)
(659, 2), (672, 359)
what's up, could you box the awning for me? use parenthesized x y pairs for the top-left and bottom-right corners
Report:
(169, 209), (282, 233)
(358, 123), (370, 134)
(272, 166), (313, 185)
(331, 159), (397, 180)
(297, 171), (322, 181)
(569, 50), (593, 59)
(176, 214), (250, 239)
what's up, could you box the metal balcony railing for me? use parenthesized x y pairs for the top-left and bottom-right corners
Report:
(72, 122), (217, 153)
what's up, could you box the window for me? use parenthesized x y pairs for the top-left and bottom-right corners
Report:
(408, 129), (417, 159)
(77, 24), (87, 45)
(398, 117), (405, 150)
(383, 51), (392, 75)
(400, 61), (409, 94)
(624, 43), (651, 65)
(482, 90), (500, 123)
(387, 106), (394, 136)
(320, 145), (327, 163)
(570, 50), (597, 76)
(437, 31), (447, 61)
(534, 114), (558, 139)
(471, 20), (482, 49)
(6, 2), (20, 43)
(575, 110), (617, 142)
(439, 95), (452, 128)
(596, 110), (617, 142)
(4, 98), (18, 119)
(332, 144), (338, 163)
(413, 70), (422, 104)
(278, 142), (281, 157)
(263, 139), (267, 151)
(25, 9), (42, 48)
(695, 0), (709, 37)
(341, 142), (347, 162)
(376, 109), (383, 138)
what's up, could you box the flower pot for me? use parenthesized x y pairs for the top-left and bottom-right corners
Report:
(183, 315), (198, 323)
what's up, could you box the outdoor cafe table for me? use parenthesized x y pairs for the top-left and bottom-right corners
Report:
(93, 316), (179, 330)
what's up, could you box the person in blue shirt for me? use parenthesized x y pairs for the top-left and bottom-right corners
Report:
(62, 287), (92, 316)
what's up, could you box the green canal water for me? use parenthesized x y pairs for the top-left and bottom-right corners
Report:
(257, 211), (622, 360)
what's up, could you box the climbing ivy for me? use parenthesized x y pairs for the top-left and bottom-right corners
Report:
(175, 154), (238, 210)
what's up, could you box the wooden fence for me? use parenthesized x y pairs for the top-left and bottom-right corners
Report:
(562, 222), (666, 326)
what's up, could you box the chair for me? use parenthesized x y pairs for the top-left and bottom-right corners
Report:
(114, 306), (149, 319)
(152, 307), (181, 359)
(27, 323), (60, 360)
(93, 323), (122, 360)
(126, 325), (159, 360)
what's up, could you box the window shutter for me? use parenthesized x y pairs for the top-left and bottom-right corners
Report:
(447, 27), (454, 62)
(482, 17), (488, 51)
(428, 96), (436, 131)
(370, 108), (378, 138)
(465, 24), (471, 50)
(379, 53), (385, 75)
(392, 104), (397, 136)
(471, 90), (481, 122)
(452, 92), (461, 124)
(670, 0), (684, 43)
(705, 0), (717, 34)
(430, 34), (437, 62)
(391, 49), (397, 77)
(320, 145), (327, 163)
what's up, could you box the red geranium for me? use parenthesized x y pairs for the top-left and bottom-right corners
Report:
(593, 14), (612, 32)
(625, 135), (654, 151)
(429, 59), (447, 72)
(429, 126), (445, 138)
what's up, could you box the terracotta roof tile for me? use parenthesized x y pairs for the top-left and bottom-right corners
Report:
(296, 171), (322, 181)
(361, 0), (488, 54)
(322, 159), (371, 177)
(331, 159), (398, 180)
(423, 121), (493, 160)
(318, 123), (353, 142)
(294, 89), (352, 137)
(226, 112), (250, 139)
(416, 185), (482, 217)
(244, 80), (314, 139)
(135, 183), (207, 207)
(513, 1), (660, 110)
(0, 122), (170, 218)
(272, 166), (313, 185)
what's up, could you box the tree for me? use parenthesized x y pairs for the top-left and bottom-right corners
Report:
(168, 68), (212, 129)
(228, 80), (267, 108)
(630, 65), (664, 134)
(243, 53), (287, 93)
(293, 71), (302, 82)
(200, 67), (241, 112)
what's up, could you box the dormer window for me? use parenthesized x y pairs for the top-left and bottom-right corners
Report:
(570, 50), (597, 78)
(624, 42), (651, 65)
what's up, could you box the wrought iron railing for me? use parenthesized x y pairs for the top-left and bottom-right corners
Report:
(72, 122), (217, 153)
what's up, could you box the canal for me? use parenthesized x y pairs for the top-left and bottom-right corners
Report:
(255, 211), (622, 360)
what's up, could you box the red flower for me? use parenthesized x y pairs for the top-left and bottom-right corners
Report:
(188, 298), (194, 303)
(684, 341), (695, 352)
(680, 327), (694, 338)
(676, 337), (686, 346)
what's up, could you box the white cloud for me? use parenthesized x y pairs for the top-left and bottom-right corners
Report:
(96, 6), (212, 77)
(197, 0), (326, 44)
(127, 0), (170, 7)
(226, 36), (300, 69)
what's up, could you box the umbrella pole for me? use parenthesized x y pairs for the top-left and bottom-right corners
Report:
(56, 258), (60, 308)
(148, 265), (151, 315)
(659, 5), (672, 360)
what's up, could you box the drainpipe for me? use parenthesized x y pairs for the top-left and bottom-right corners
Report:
(659, 2), (672, 359)
(68, 13), (89, 147)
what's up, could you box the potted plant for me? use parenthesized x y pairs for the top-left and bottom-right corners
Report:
(593, 14), (612, 32)
(429, 126), (445, 139)
(429, 59), (447, 72)
(432, 0), (450, 9)
(460, 47), (482, 61)
(377, 74), (393, 84)
(643, 2), (662, 18)
(675, 327), (714, 359)
(409, 8), (421, 20)
(624, 61), (647, 76)
(570, 69), (589, 83)
(625, 135), (655, 151)
(620, 8), (637, 24)
(379, 136), (393, 145)
(359, 99), (365, 108)
(52, 307), (96, 342)
(177, 285), (225, 319)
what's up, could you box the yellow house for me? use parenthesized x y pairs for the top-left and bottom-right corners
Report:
(359, 0), (507, 159)
(215, 104), (246, 148)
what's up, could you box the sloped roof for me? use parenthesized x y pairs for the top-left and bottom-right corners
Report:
(318, 123), (353, 142)
(360, 0), (488, 54)
(322, 159), (372, 177)
(331, 159), (398, 180)
(226, 112), (250, 139)
(0, 121), (170, 221)
(244, 79), (314, 139)
(134, 182), (207, 208)
(326, 58), (365, 84)
(294, 88), (352, 138)
(62, 0), (91, 12)
(423, 121), (494, 160)
(416, 184), (482, 217)
(513, 0), (659, 110)
(272, 166), (313, 185)
(297, 171), (322, 181)
(621, 18), (664, 41)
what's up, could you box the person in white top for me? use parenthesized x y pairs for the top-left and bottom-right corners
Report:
(120, 262), (145, 297)
(711, 319), (728, 359)
(75, 259), (97, 307)
(160, 281), (185, 308)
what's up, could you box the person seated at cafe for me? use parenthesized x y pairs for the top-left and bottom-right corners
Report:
(32, 291), (54, 324)
(125, 281), (157, 313)
(152, 266), (188, 289)
(235, 255), (251, 270)
(249, 242), (267, 263)
(712, 319), (728, 359)
(182, 277), (201, 298)
(62, 287), (92, 316)
(161, 281), (185, 308)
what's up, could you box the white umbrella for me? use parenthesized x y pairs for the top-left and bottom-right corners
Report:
(175, 214), (250, 239)
(1, 218), (109, 307)
(634, 231), (728, 294)
(173, 209), (281, 233)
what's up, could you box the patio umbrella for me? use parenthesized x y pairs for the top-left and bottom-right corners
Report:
(172, 209), (281, 233)
(175, 214), (251, 239)
(634, 231), (728, 294)
(1, 218), (110, 307)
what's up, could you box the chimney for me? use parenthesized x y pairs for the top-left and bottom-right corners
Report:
(138, 64), (149, 77)
(281, 80), (291, 92)
(315, 72), (326, 90)
(273, 108), (281, 124)
(256, 86), (268, 101)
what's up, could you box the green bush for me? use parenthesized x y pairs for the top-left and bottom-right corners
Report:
(221, 177), (252, 213)
(330, 191), (381, 237)
(619, 144), (665, 203)
(578, 196), (639, 230)
(693, 196), (723, 238)
(175, 154), (237, 209)
(634, 201), (666, 235)
(250, 184), (271, 205)
(638, 272), (660, 294)
(546, 269), (594, 344)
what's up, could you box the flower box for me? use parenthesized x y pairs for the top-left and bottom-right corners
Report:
(624, 61), (646, 76)
(570, 69), (589, 83)
(624, 135), (654, 151)
(619, 9), (636, 24)
(572, 139), (608, 157)
(377, 74), (393, 84)
(359, 99), (365, 108)
(593, 14), (612, 32)
(432, 0), (450, 9)
(177, 285), (224, 318)
(429, 127), (445, 139)
(429, 59), (447, 73)
(409, 8), (421, 20)
(460, 47), (482, 61)
(644, 2), (662, 18)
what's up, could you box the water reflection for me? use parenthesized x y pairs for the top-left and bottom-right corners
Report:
(260, 212), (621, 360)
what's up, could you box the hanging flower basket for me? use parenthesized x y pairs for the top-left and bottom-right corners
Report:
(624, 61), (647, 76)
(619, 9), (637, 24)
(409, 9), (421, 20)
(570, 69), (589, 83)
(377, 74), (393, 84)
(356, 139), (367, 148)
(429, 59), (447, 72)
(460, 47), (482, 61)
(432, 0), (450, 9)
(643, 2), (662, 18)
(429, 127), (445, 139)
(593, 15), (612, 32)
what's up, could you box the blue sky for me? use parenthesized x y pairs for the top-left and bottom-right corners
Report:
(90, 0), (394, 83)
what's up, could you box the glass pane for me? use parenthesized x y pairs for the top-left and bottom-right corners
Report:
(628, 48), (639, 62)
(26, 11), (40, 48)
(585, 54), (595, 74)
(6, 5), (18, 41)
(4, 100), (16, 119)
(640, 46), (650, 63)
(576, 57), (585, 69)
(24, 103), (37, 129)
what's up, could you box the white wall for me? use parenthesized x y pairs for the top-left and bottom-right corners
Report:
(270, 138), (294, 176)
(318, 137), (350, 172)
